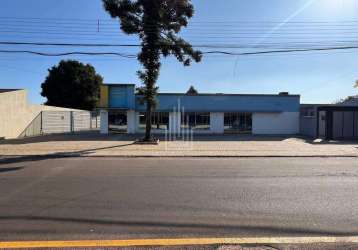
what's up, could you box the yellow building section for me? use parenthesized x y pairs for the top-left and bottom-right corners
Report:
(98, 85), (109, 108)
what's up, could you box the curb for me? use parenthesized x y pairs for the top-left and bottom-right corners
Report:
(1, 154), (358, 163)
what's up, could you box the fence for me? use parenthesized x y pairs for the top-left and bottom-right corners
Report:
(19, 111), (100, 138)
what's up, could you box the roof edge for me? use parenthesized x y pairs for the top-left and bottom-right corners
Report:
(0, 89), (24, 93)
(103, 83), (135, 86)
(137, 93), (300, 97)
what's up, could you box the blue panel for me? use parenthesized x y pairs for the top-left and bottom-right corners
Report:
(135, 94), (300, 112)
(109, 85), (135, 109)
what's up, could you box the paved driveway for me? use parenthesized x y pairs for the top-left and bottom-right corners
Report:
(0, 132), (357, 157)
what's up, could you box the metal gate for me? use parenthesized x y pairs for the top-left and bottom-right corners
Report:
(317, 106), (358, 140)
(332, 111), (358, 139)
(19, 111), (100, 138)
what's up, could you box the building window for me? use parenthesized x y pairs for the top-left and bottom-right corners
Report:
(301, 107), (315, 117)
(109, 111), (127, 132)
(181, 112), (210, 130)
(139, 112), (169, 130)
(224, 113), (252, 133)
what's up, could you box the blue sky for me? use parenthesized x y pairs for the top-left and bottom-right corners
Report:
(1, 0), (358, 104)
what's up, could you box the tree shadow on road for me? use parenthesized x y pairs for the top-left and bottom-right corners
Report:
(0, 166), (24, 173)
(0, 131), (137, 145)
(0, 215), (355, 237)
(0, 142), (135, 165)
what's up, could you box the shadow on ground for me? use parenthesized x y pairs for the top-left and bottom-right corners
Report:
(0, 131), (136, 145)
(0, 142), (135, 164)
(0, 131), (319, 145)
(0, 215), (356, 237)
(0, 166), (24, 173)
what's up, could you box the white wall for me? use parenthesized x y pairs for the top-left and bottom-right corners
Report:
(0, 89), (82, 139)
(210, 112), (224, 134)
(99, 111), (300, 135)
(169, 112), (181, 134)
(127, 110), (136, 134)
(100, 110), (108, 134)
(252, 112), (299, 135)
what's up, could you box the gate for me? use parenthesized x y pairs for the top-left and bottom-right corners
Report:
(19, 111), (100, 138)
(332, 111), (358, 139)
(317, 106), (358, 140)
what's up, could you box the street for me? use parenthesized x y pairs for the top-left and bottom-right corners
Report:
(1, 157), (358, 242)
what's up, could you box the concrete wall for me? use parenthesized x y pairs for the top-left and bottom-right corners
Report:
(210, 112), (224, 134)
(100, 110), (109, 134)
(300, 117), (316, 138)
(127, 110), (136, 134)
(252, 112), (299, 135)
(169, 112), (181, 134)
(0, 89), (79, 139)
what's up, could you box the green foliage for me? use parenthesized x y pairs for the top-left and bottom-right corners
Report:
(41, 60), (103, 110)
(103, 0), (202, 140)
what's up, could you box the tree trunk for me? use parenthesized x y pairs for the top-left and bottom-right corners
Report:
(144, 100), (152, 141)
(141, 0), (160, 141)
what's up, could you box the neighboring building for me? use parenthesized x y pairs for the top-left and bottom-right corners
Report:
(0, 89), (91, 139)
(97, 83), (300, 135)
(336, 95), (358, 106)
(300, 102), (358, 140)
(300, 104), (322, 138)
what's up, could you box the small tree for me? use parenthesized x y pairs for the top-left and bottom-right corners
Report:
(41, 60), (103, 110)
(186, 85), (198, 95)
(103, 0), (202, 141)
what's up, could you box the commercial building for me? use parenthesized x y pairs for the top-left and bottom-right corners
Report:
(98, 84), (300, 135)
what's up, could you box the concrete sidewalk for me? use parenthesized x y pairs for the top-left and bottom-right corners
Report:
(0, 132), (357, 157)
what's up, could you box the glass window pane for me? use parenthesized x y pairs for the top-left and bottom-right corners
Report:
(109, 111), (127, 132)
(224, 113), (252, 134)
(181, 112), (210, 130)
(139, 112), (169, 130)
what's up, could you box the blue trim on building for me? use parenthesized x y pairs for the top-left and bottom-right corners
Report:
(104, 84), (300, 113)
(108, 85), (135, 109)
(136, 94), (300, 112)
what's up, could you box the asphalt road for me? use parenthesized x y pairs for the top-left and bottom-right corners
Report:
(1, 157), (358, 241)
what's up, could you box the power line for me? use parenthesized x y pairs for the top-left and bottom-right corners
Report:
(4, 40), (358, 50)
(205, 46), (358, 56)
(1, 45), (358, 58)
(0, 50), (137, 58)
(5, 16), (358, 24)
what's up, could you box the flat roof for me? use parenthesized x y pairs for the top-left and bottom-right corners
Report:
(317, 105), (358, 111)
(102, 83), (299, 97)
(148, 93), (300, 98)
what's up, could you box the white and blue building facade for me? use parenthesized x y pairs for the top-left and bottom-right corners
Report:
(98, 83), (300, 135)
